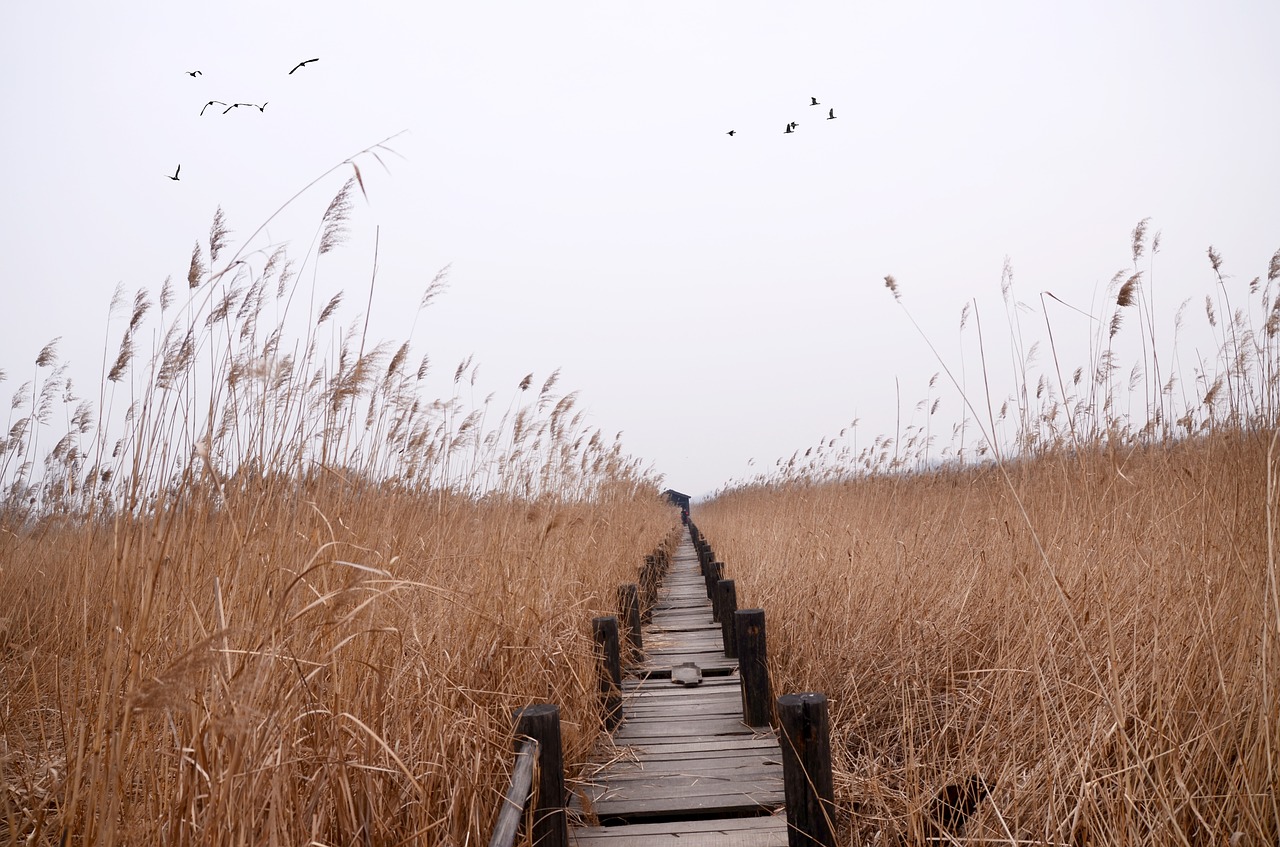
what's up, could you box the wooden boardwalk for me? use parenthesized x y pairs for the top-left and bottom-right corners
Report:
(570, 532), (789, 846)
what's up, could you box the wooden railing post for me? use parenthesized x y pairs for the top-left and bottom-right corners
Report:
(618, 583), (643, 658)
(706, 561), (724, 606)
(715, 579), (738, 658)
(641, 555), (658, 620)
(777, 693), (836, 846)
(591, 616), (622, 728)
(513, 704), (568, 847)
(734, 609), (773, 727)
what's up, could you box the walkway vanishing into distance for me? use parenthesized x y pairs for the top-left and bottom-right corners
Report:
(570, 530), (789, 846)
(493, 525), (985, 847)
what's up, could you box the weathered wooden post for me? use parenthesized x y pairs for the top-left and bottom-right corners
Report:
(698, 540), (712, 569)
(734, 609), (773, 727)
(715, 579), (738, 658)
(513, 704), (568, 847)
(707, 561), (724, 606)
(591, 616), (622, 728)
(777, 693), (836, 846)
(618, 583), (643, 658)
(641, 555), (658, 619)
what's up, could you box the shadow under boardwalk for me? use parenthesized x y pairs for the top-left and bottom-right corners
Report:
(570, 530), (789, 846)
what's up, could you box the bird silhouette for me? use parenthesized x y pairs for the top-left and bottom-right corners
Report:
(810, 97), (820, 105)
(789, 121), (798, 131)
(784, 124), (794, 134)
(727, 130), (736, 136)
(186, 70), (202, 77)
(200, 100), (227, 116)
(223, 103), (239, 114)
(254, 102), (268, 112)
(167, 164), (181, 181)
(288, 58), (320, 74)
(827, 108), (836, 120)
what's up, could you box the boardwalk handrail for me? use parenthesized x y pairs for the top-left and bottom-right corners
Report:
(488, 526), (680, 845)
(488, 736), (541, 847)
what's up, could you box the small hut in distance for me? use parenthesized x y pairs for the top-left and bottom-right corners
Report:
(663, 489), (691, 524)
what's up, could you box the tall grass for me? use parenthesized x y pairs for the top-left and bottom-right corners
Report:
(0, 158), (678, 845)
(698, 226), (1280, 845)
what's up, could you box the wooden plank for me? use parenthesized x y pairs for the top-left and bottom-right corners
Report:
(622, 682), (739, 697)
(622, 684), (739, 697)
(584, 781), (782, 806)
(645, 628), (722, 639)
(615, 720), (752, 740)
(639, 656), (737, 672)
(592, 748), (781, 771)
(609, 736), (780, 755)
(621, 697), (739, 711)
(640, 636), (727, 647)
(623, 676), (739, 692)
(617, 709), (746, 724)
(616, 702), (744, 719)
(583, 777), (778, 808)
(578, 766), (774, 789)
(618, 717), (746, 732)
(592, 752), (779, 767)
(605, 733), (779, 751)
(641, 651), (728, 663)
(641, 651), (734, 662)
(621, 708), (742, 722)
(571, 815), (788, 846)
(584, 789), (783, 819)
(621, 689), (739, 704)
(621, 687), (740, 702)
(643, 648), (730, 661)
(598, 768), (782, 785)
(601, 748), (779, 765)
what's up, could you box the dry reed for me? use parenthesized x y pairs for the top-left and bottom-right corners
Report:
(0, 162), (678, 845)
(698, 226), (1280, 845)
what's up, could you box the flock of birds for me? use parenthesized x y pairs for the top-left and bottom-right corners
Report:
(725, 96), (835, 137)
(167, 59), (319, 180)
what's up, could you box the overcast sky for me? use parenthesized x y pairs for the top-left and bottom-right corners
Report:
(3, 2), (1278, 496)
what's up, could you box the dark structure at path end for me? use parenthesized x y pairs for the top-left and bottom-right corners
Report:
(662, 489), (691, 523)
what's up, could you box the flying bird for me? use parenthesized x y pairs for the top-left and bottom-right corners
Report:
(810, 97), (820, 105)
(288, 57), (320, 74)
(167, 164), (181, 181)
(827, 108), (836, 120)
(727, 130), (736, 136)
(200, 100), (227, 116)
(788, 121), (798, 131)
(186, 70), (202, 77)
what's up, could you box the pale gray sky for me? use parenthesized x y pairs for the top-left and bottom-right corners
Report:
(3, 2), (1278, 496)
